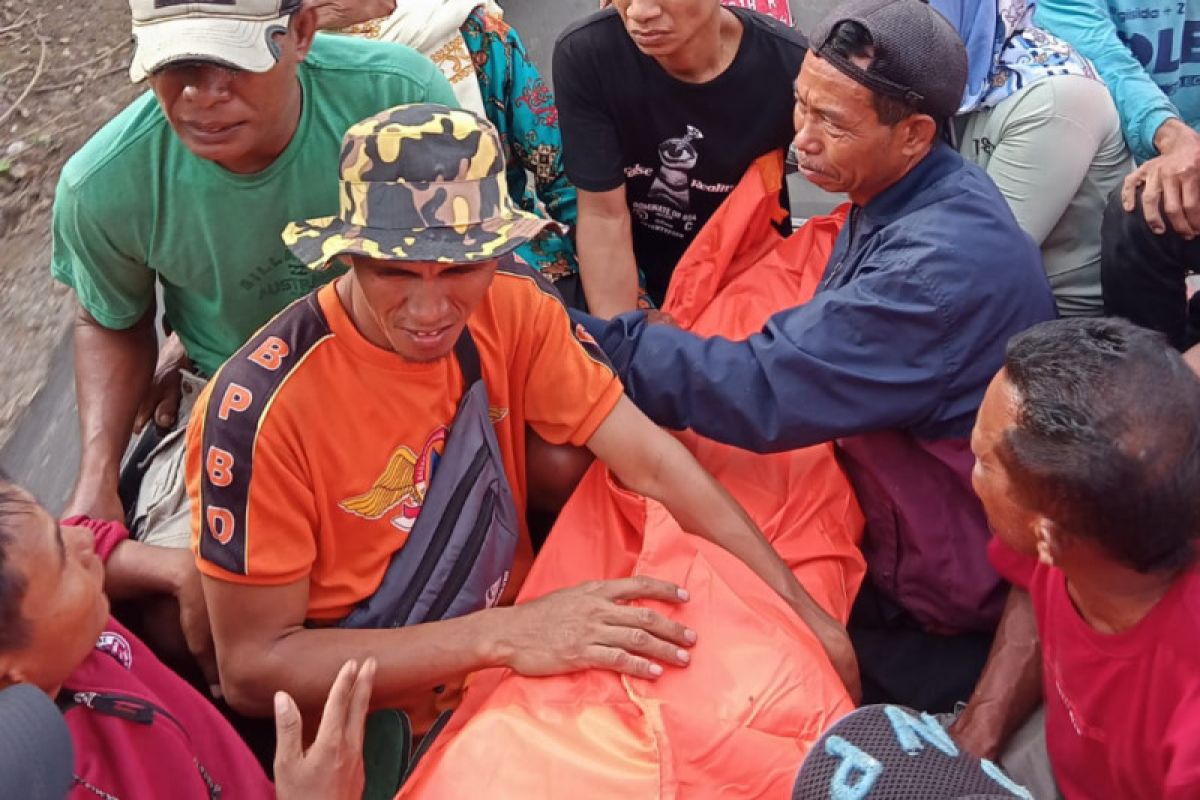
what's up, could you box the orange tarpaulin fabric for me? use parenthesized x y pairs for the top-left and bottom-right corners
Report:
(398, 156), (862, 799)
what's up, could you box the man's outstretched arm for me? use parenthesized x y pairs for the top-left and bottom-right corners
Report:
(203, 573), (698, 722)
(575, 265), (949, 453)
(586, 395), (861, 701)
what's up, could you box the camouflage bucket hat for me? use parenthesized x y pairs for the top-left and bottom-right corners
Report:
(283, 103), (563, 269)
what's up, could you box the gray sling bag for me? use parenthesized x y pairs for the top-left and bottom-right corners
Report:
(338, 326), (520, 630)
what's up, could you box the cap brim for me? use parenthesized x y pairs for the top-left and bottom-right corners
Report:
(283, 212), (565, 270)
(130, 14), (289, 82)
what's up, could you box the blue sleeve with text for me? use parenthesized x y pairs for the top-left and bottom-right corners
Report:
(1035, 0), (1200, 160)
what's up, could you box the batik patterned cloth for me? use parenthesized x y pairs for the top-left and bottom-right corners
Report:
(980, 0), (1098, 109)
(938, 0), (1098, 112)
(336, 5), (579, 280)
(461, 8), (579, 281)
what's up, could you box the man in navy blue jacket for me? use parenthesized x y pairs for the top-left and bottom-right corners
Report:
(577, 0), (1057, 710)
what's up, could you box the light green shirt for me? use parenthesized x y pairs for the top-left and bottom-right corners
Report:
(955, 76), (1132, 317)
(52, 34), (456, 376)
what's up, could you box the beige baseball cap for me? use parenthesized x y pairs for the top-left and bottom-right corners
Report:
(128, 0), (303, 82)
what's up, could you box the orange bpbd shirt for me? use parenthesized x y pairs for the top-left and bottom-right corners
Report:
(185, 264), (621, 622)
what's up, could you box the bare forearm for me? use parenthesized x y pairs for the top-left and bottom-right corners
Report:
(218, 606), (509, 718)
(72, 305), (157, 499)
(589, 401), (823, 618)
(577, 208), (639, 318)
(642, 437), (813, 606)
(105, 540), (189, 599)
(950, 587), (1042, 759)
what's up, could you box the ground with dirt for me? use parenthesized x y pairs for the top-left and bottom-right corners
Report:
(0, 0), (138, 443)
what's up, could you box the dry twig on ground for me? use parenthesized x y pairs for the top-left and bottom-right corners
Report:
(34, 62), (127, 96)
(46, 40), (129, 76)
(0, 12), (31, 36)
(0, 32), (48, 128)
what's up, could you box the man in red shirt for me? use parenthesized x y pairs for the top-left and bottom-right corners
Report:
(0, 480), (371, 799)
(954, 317), (1200, 798)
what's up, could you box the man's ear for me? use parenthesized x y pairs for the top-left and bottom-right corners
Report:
(288, 4), (320, 61)
(897, 113), (938, 158)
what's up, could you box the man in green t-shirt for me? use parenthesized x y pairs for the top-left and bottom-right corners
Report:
(51, 0), (454, 682)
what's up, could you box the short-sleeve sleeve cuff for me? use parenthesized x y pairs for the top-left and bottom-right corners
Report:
(568, 172), (626, 194)
(550, 376), (624, 448)
(1132, 107), (1177, 162)
(194, 554), (312, 587)
(50, 253), (153, 331)
(62, 516), (130, 563)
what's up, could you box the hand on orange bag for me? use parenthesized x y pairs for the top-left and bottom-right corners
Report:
(493, 577), (697, 680)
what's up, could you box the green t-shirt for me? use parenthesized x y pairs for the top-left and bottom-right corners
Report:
(51, 34), (457, 376)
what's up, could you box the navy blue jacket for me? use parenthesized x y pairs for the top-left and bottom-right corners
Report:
(578, 142), (1057, 632)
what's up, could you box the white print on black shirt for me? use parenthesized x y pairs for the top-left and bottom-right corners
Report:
(627, 125), (734, 241)
(649, 125), (704, 210)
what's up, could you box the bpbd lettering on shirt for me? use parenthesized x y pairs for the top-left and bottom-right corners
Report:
(1118, 19), (1200, 73)
(199, 294), (332, 573)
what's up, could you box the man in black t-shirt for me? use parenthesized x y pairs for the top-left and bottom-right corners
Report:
(552, 1), (806, 316)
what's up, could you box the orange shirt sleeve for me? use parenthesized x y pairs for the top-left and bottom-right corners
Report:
(187, 377), (320, 587)
(520, 285), (624, 447)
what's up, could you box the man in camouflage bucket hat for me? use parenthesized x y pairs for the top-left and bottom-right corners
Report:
(186, 103), (859, 780)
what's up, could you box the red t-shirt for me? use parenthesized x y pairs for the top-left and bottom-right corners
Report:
(989, 538), (1200, 798)
(65, 619), (273, 800)
(61, 518), (271, 799)
(722, 0), (793, 25)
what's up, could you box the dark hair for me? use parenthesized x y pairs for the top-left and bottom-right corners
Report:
(819, 21), (917, 126)
(0, 482), (32, 653)
(1001, 318), (1200, 573)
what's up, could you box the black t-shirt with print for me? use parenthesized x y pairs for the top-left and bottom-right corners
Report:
(553, 7), (806, 304)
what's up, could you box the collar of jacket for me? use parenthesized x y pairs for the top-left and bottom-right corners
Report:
(856, 140), (959, 228)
